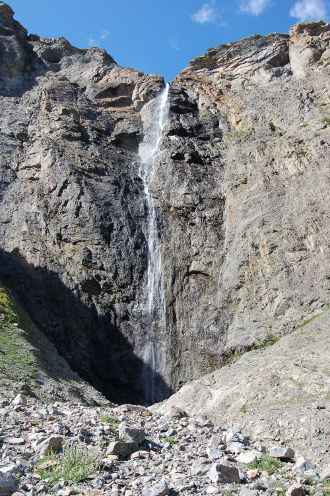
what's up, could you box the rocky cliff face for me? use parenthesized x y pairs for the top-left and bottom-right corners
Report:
(0, 2), (329, 404)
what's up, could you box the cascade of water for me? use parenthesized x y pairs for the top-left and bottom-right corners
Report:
(139, 83), (170, 403)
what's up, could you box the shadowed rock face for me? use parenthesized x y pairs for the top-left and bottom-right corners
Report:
(0, 2), (329, 403)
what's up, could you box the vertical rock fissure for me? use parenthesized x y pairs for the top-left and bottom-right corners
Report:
(139, 83), (170, 404)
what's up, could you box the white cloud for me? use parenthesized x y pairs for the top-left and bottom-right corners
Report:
(169, 37), (179, 51)
(238, 0), (270, 15)
(88, 29), (110, 47)
(100, 29), (110, 40)
(289, 0), (327, 21)
(191, 2), (217, 23)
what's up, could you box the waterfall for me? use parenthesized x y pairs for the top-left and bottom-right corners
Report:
(139, 83), (170, 404)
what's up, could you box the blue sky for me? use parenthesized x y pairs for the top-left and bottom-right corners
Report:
(8, 0), (330, 81)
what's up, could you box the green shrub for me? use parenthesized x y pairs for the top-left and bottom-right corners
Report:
(37, 443), (101, 486)
(269, 482), (287, 495)
(247, 454), (283, 473)
(0, 288), (16, 323)
(100, 414), (118, 425)
(164, 437), (177, 445)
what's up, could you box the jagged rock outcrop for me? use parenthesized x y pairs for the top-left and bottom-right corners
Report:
(0, 2), (329, 403)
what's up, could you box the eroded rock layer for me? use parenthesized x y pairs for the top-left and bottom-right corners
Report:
(0, 2), (329, 403)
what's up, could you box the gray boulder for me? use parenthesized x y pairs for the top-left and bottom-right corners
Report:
(207, 462), (241, 484)
(106, 441), (137, 457)
(0, 474), (17, 496)
(118, 424), (145, 444)
(269, 447), (295, 460)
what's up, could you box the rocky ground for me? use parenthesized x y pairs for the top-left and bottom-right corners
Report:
(0, 289), (329, 496)
(0, 392), (329, 496)
(0, 5), (329, 495)
(153, 307), (330, 469)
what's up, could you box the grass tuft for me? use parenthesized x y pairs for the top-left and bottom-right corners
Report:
(37, 443), (101, 486)
(247, 454), (283, 473)
(100, 414), (118, 425)
(164, 437), (177, 445)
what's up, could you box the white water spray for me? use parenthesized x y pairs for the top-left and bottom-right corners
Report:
(139, 83), (170, 403)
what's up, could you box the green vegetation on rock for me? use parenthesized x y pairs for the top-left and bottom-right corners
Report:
(0, 287), (16, 323)
(0, 288), (40, 382)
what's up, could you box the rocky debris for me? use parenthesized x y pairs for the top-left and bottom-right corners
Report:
(293, 457), (316, 473)
(142, 481), (169, 496)
(320, 464), (330, 481)
(11, 395), (27, 408)
(236, 451), (260, 464)
(153, 310), (330, 468)
(0, 391), (328, 496)
(106, 441), (137, 457)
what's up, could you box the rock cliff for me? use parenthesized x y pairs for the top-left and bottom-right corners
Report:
(0, 2), (329, 404)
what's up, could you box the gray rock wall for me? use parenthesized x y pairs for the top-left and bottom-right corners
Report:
(0, 2), (328, 403)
